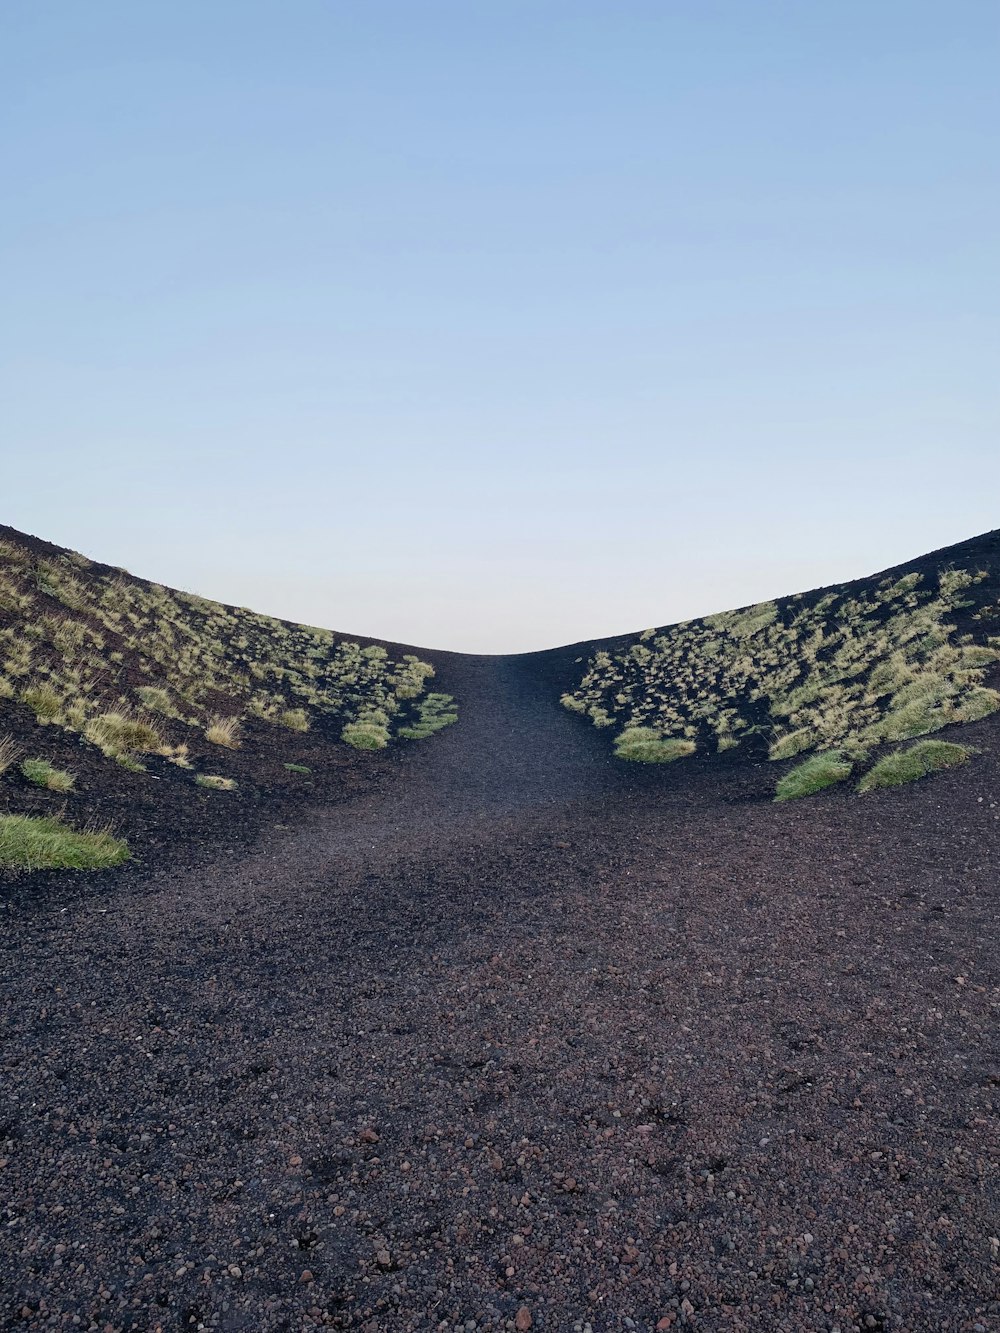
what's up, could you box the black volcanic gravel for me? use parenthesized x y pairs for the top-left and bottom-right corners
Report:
(2, 654), (1000, 1332)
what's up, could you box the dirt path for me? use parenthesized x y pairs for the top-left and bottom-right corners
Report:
(2, 659), (1000, 1332)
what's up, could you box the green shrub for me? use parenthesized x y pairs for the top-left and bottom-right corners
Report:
(774, 751), (853, 802)
(614, 727), (696, 763)
(857, 740), (974, 793)
(195, 774), (237, 791)
(0, 814), (129, 869)
(283, 762), (311, 774)
(21, 758), (75, 792)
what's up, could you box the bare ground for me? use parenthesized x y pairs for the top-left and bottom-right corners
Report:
(2, 653), (1000, 1332)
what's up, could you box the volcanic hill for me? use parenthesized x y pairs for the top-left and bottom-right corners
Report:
(1, 524), (999, 1332)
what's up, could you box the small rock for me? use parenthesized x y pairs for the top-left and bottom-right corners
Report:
(359, 1127), (380, 1144)
(300, 1270), (314, 1284)
(377, 1249), (392, 1269)
(515, 1308), (533, 1331)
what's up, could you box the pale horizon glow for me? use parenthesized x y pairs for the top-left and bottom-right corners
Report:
(3, 3), (999, 653)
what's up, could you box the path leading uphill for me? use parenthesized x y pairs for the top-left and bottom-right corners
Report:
(2, 656), (1000, 1333)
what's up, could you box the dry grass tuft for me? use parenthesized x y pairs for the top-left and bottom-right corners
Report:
(84, 712), (163, 759)
(0, 734), (20, 774)
(205, 714), (242, 748)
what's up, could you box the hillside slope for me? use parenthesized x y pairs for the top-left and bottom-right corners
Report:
(0, 524), (455, 872)
(548, 527), (1000, 800)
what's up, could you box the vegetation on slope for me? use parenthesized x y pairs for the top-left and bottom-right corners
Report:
(0, 525), (458, 870)
(563, 557), (1000, 798)
(0, 530), (452, 768)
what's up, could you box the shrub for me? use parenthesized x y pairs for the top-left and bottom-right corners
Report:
(205, 714), (242, 748)
(857, 740), (974, 793)
(21, 758), (75, 792)
(614, 727), (696, 763)
(195, 774), (237, 791)
(278, 708), (310, 731)
(0, 734), (20, 774)
(774, 751), (853, 802)
(84, 711), (163, 758)
(0, 814), (129, 870)
(283, 762), (311, 774)
(341, 720), (390, 750)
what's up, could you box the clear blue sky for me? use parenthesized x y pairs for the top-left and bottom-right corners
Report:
(3, 2), (998, 652)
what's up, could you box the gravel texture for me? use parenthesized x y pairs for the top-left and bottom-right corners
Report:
(2, 653), (1000, 1332)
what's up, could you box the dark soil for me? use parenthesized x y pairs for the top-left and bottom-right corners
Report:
(2, 642), (1000, 1333)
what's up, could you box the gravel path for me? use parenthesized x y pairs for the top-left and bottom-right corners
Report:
(2, 653), (1000, 1332)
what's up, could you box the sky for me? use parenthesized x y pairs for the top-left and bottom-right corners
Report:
(2, 2), (998, 653)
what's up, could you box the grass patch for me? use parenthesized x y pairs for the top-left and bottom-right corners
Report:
(283, 762), (311, 774)
(84, 711), (163, 759)
(341, 719), (390, 750)
(21, 758), (75, 792)
(136, 685), (177, 716)
(774, 751), (853, 802)
(277, 708), (310, 731)
(614, 727), (696, 763)
(195, 774), (237, 791)
(0, 814), (129, 870)
(398, 693), (458, 740)
(21, 680), (63, 722)
(205, 714), (242, 749)
(857, 740), (974, 793)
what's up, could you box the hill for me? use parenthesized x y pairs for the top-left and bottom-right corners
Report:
(1, 525), (999, 1330)
(544, 527), (1000, 798)
(0, 524), (455, 873)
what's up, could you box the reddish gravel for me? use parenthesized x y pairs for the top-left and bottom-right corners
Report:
(2, 653), (1000, 1332)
